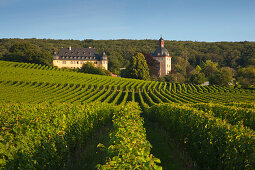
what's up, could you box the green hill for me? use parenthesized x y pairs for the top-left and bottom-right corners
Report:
(1, 60), (255, 169)
(0, 60), (254, 105)
(1, 38), (255, 74)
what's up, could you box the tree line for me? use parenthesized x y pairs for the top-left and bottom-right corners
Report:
(0, 38), (254, 87)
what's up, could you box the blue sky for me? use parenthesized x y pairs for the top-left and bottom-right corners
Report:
(0, 0), (254, 42)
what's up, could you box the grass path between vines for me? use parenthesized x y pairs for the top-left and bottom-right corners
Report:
(63, 123), (112, 170)
(144, 120), (197, 170)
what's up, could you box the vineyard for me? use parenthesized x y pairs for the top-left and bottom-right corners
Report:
(0, 60), (255, 169)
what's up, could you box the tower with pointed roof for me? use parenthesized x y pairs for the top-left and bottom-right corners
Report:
(151, 37), (172, 76)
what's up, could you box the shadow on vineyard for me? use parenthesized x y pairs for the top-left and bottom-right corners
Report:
(64, 123), (112, 170)
(144, 120), (197, 170)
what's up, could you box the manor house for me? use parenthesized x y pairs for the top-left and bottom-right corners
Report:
(151, 37), (172, 77)
(53, 47), (108, 70)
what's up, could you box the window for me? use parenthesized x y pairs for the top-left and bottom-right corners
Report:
(62, 61), (66, 64)
(71, 61), (73, 64)
(77, 61), (79, 64)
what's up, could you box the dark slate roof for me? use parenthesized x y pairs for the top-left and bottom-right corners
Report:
(54, 48), (104, 60)
(152, 47), (169, 57)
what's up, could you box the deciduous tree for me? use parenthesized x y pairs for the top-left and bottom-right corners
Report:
(3, 42), (52, 66)
(209, 67), (233, 86)
(124, 53), (150, 80)
(80, 62), (111, 76)
(190, 72), (206, 85)
(236, 66), (255, 87)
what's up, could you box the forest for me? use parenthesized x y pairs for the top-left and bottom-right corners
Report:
(0, 38), (254, 86)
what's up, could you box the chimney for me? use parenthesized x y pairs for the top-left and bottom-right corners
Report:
(69, 46), (72, 50)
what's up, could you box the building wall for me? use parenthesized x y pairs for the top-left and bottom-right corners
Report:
(53, 59), (108, 70)
(152, 56), (172, 77)
(166, 57), (171, 75)
(101, 60), (108, 70)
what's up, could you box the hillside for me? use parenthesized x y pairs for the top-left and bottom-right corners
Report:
(1, 38), (254, 74)
(1, 60), (255, 169)
(0, 60), (254, 105)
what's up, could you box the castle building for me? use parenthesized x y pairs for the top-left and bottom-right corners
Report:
(151, 37), (172, 77)
(53, 47), (108, 70)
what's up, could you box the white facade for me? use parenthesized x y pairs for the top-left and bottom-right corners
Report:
(152, 37), (172, 77)
(152, 56), (172, 77)
(53, 59), (108, 70)
(53, 47), (108, 70)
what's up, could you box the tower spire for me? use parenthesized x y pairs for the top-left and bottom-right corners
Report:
(159, 36), (164, 47)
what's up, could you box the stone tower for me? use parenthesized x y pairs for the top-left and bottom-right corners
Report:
(152, 37), (172, 76)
